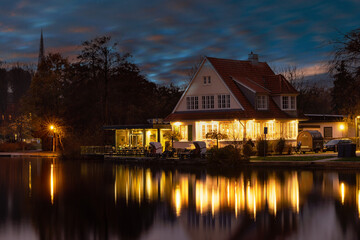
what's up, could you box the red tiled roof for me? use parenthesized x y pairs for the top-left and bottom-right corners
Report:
(264, 74), (298, 94)
(165, 56), (302, 121)
(232, 76), (270, 94)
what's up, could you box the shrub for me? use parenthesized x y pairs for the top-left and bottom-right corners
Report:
(0, 142), (39, 152)
(275, 138), (286, 155)
(256, 138), (268, 156)
(207, 145), (247, 164)
(242, 143), (254, 159)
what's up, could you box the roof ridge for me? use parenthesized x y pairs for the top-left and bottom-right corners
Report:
(206, 56), (266, 64)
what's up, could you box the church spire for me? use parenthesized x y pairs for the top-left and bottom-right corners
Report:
(37, 29), (45, 68)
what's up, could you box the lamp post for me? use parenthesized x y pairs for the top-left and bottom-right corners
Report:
(50, 125), (55, 152)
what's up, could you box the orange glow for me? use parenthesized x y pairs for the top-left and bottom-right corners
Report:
(113, 166), (308, 219)
(28, 162), (32, 197)
(50, 163), (55, 204)
(341, 182), (345, 205)
(358, 190), (360, 218)
(174, 186), (181, 216)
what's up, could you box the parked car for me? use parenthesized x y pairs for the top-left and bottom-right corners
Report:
(323, 139), (353, 152)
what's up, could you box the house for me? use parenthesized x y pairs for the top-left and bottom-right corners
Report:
(299, 114), (356, 140)
(165, 53), (305, 148)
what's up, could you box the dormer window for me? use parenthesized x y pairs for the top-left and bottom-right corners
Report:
(203, 76), (211, 85)
(282, 96), (296, 110)
(257, 95), (268, 110)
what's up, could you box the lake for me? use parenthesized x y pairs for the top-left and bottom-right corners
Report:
(0, 157), (359, 240)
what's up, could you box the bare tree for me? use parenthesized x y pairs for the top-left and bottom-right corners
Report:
(274, 65), (306, 91)
(330, 28), (360, 75)
(186, 55), (204, 82)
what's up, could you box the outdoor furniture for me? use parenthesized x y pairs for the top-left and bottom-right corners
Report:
(178, 141), (207, 159)
(193, 141), (207, 158)
(148, 142), (163, 157)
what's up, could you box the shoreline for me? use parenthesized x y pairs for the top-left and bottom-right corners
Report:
(1, 151), (360, 170)
(0, 151), (59, 158)
(103, 155), (360, 170)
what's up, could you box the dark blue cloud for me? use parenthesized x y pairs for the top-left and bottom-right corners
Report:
(0, 0), (359, 85)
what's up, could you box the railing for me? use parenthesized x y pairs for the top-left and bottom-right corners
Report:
(80, 146), (114, 155)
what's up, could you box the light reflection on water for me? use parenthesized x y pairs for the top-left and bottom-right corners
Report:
(1, 158), (360, 239)
(114, 166), (305, 218)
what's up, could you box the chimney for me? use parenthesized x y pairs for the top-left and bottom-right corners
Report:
(248, 51), (259, 64)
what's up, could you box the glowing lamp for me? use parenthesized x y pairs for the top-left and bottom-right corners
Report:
(173, 122), (181, 126)
(50, 125), (54, 130)
(340, 124), (345, 130)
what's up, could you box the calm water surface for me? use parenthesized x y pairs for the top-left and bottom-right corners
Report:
(0, 157), (359, 240)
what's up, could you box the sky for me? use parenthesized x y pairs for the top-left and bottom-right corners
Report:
(0, 0), (359, 86)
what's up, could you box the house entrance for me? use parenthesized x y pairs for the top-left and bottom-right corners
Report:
(130, 130), (143, 148)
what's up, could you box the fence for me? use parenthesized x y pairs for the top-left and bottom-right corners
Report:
(80, 145), (114, 155)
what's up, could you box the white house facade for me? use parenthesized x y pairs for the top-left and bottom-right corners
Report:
(165, 54), (305, 148)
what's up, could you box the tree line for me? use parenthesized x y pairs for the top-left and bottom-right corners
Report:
(1, 36), (183, 153)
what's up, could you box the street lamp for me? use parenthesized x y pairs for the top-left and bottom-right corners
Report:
(340, 123), (345, 138)
(49, 125), (56, 152)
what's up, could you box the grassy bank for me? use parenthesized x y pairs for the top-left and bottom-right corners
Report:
(251, 156), (331, 161)
(332, 157), (360, 162)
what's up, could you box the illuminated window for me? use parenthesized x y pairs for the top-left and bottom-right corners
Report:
(218, 95), (230, 108)
(202, 95), (214, 109)
(186, 96), (198, 110)
(246, 121), (261, 139)
(264, 121), (280, 139)
(282, 96), (296, 110)
(199, 122), (218, 139)
(219, 121), (244, 140)
(283, 121), (297, 139)
(179, 125), (188, 140)
(257, 95), (268, 110)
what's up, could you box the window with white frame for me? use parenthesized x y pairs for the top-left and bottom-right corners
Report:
(203, 76), (211, 85)
(282, 96), (296, 110)
(283, 121), (297, 139)
(246, 121), (261, 139)
(202, 95), (214, 109)
(218, 94), (230, 108)
(186, 96), (198, 110)
(179, 125), (188, 140)
(290, 96), (296, 109)
(256, 95), (268, 110)
(200, 122), (218, 139)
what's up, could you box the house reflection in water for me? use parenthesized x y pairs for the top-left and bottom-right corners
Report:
(4, 159), (360, 239)
(113, 167), (310, 219)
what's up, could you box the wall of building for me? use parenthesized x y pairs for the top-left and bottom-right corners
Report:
(171, 119), (299, 149)
(301, 121), (356, 140)
(175, 60), (243, 112)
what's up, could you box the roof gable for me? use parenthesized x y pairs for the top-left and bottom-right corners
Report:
(172, 58), (244, 113)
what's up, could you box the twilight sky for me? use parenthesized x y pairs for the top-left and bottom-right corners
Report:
(0, 0), (359, 86)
